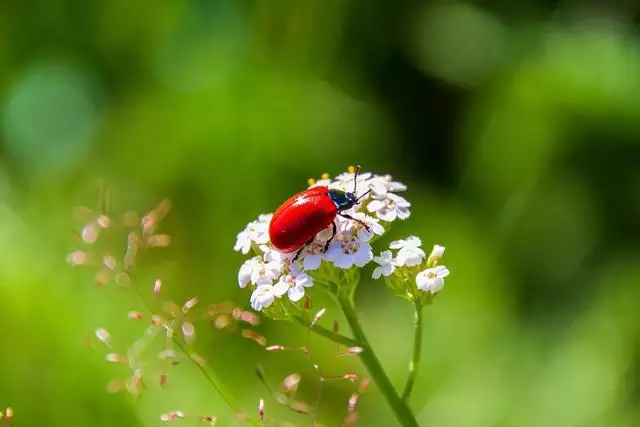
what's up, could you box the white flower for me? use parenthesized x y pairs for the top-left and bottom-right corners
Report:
(262, 245), (295, 272)
(367, 174), (407, 197)
(372, 250), (395, 279)
(272, 271), (313, 302)
(250, 285), (276, 311)
(390, 236), (425, 267)
(252, 260), (281, 286)
(367, 193), (411, 222)
(334, 171), (372, 185)
(234, 229), (253, 254)
(340, 212), (385, 242)
(416, 265), (450, 293)
(238, 256), (261, 288)
(298, 238), (327, 271)
(326, 233), (373, 269)
(330, 171), (372, 194)
(427, 244), (445, 265)
(234, 214), (272, 254)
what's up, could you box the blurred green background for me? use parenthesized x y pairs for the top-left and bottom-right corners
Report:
(1, 0), (639, 426)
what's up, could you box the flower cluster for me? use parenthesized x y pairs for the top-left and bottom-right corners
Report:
(373, 237), (450, 304)
(234, 167), (448, 313)
(234, 168), (410, 312)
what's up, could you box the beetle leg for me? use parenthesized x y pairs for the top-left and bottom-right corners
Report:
(323, 222), (338, 253)
(338, 213), (371, 232)
(293, 235), (316, 262)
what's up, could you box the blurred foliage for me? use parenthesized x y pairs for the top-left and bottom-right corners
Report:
(1, 0), (639, 426)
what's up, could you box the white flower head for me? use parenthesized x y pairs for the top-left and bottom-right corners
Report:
(372, 250), (395, 279)
(416, 265), (450, 294)
(367, 193), (411, 222)
(234, 214), (272, 254)
(250, 285), (276, 311)
(248, 258), (281, 287)
(391, 236), (425, 267)
(238, 256), (261, 288)
(272, 271), (313, 302)
(389, 236), (426, 267)
(326, 232), (373, 269)
(367, 174), (407, 197)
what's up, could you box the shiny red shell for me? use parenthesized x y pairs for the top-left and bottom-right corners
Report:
(269, 186), (337, 253)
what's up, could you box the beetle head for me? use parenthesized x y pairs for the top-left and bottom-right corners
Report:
(328, 165), (371, 212)
(329, 189), (358, 211)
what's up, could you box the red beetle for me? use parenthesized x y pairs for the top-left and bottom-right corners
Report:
(269, 166), (371, 260)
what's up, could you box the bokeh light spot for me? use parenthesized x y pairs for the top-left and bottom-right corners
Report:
(2, 62), (100, 177)
(412, 1), (506, 86)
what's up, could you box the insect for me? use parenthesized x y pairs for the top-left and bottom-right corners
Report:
(269, 166), (371, 261)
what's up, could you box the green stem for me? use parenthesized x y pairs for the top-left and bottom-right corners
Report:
(132, 286), (260, 426)
(336, 294), (420, 427)
(293, 316), (364, 348)
(402, 300), (423, 401)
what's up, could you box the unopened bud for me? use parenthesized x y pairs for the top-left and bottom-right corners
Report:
(182, 322), (196, 343)
(96, 215), (111, 228)
(128, 311), (144, 320)
(311, 308), (326, 327)
(81, 221), (100, 244)
(338, 346), (364, 357)
(95, 328), (111, 346)
(67, 250), (89, 266)
(348, 393), (358, 412)
(153, 279), (162, 295)
(214, 315), (230, 329)
(103, 254), (117, 270)
(105, 353), (125, 363)
(242, 330), (267, 346)
(427, 244), (445, 266)
(151, 315), (164, 327)
(282, 373), (301, 392)
(160, 411), (185, 422)
(343, 373), (359, 381)
(182, 297), (198, 313)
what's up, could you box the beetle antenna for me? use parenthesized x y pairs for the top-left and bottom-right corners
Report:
(353, 165), (361, 194)
(356, 189), (371, 202)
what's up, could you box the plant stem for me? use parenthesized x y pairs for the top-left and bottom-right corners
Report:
(402, 300), (423, 401)
(132, 286), (260, 426)
(293, 316), (364, 348)
(336, 294), (420, 427)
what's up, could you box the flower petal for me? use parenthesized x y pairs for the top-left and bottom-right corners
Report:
(288, 285), (305, 302)
(366, 200), (385, 212)
(303, 254), (322, 271)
